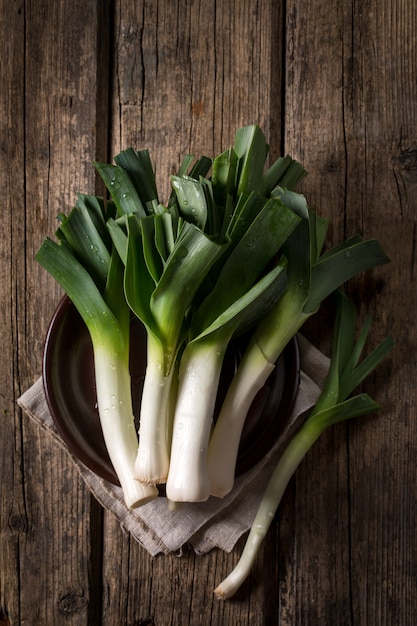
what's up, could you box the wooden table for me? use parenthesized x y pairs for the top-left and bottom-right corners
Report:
(2, 1), (416, 624)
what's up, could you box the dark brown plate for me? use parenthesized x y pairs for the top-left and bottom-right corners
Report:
(43, 296), (300, 487)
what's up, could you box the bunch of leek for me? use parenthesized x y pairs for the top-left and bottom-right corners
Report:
(36, 126), (306, 504)
(214, 289), (394, 600)
(92, 126), (306, 489)
(93, 125), (306, 496)
(36, 124), (391, 514)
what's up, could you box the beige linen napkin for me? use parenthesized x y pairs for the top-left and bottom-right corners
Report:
(17, 334), (329, 556)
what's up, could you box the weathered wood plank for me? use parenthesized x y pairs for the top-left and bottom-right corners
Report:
(280, 3), (354, 623)
(0, 2), (26, 624)
(342, 2), (417, 623)
(0, 1), (109, 624)
(102, 516), (279, 626)
(283, 0), (417, 623)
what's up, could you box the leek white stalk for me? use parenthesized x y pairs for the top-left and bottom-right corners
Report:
(208, 292), (308, 497)
(134, 333), (174, 484)
(207, 342), (275, 498)
(93, 339), (158, 507)
(166, 339), (223, 502)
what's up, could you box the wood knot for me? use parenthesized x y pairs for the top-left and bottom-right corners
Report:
(60, 94), (73, 108)
(58, 589), (88, 615)
(8, 513), (28, 534)
(321, 155), (340, 174)
(394, 147), (417, 171)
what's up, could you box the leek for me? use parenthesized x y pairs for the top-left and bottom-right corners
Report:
(36, 203), (158, 508)
(214, 290), (394, 599)
(163, 129), (306, 501)
(125, 214), (228, 484)
(166, 259), (289, 502)
(208, 190), (391, 498)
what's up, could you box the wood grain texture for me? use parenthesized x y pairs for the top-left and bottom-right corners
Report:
(1, 0), (416, 624)
(110, 0), (283, 201)
(283, 0), (417, 623)
(1, 2), (26, 624)
(1, 1), (109, 624)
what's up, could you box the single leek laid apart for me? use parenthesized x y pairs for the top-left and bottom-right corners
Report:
(214, 289), (393, 600)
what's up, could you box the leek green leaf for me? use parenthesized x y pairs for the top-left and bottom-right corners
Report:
(114, 148), (158, 206)
(57, 204), (111, 292)
(234, 125), (269, 197)
(305, 239), (391, 314)
(94, 161), (146, 217)
(75, 193), (111, 248)
(262, 154), (307, 196)
(192, 197), (300, 335)
(212, 147), (238, 204)
(106, 217), (128, 265)
(141, 215), (164, 284)
(124, 214), (159, 338)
